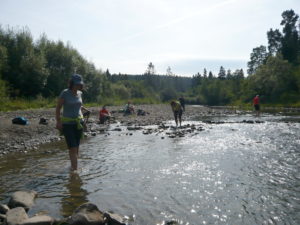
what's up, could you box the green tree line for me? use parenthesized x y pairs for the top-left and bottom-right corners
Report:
(107, 68), (192, 103)
(0, 26), (109, 104)
(189, 68), (245, 105)
(245, 9), (300, 104)
(0, 27), (191, 108)
(0, 26), (193, 109)
(0, 9), (299, 110)
(189, 9), (300, 106)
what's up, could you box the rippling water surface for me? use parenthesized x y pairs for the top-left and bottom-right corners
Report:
(0, 114), (299, 224)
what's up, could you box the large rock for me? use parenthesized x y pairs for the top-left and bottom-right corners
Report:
(0, 204), (9, 214)
(127, 126), (142, 131)
(8, 191), (37, 212)
(0, 213), (6, 221)
(5, 207), (28, 225)
(20, 215), (54, 225)
(104, 212), (126, 225)
(67, 203), (105, 225)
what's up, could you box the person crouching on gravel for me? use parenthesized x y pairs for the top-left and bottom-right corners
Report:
(99, 105), (111, 124)
(124, 101), (135, 115)
(56, 74), (90, 172)
(170, 100), (183, 127)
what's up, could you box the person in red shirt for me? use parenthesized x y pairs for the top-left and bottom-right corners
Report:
(99, 106), (111, 124)
(253, 95), (260, 117)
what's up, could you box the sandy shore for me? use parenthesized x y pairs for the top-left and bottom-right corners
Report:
(0, 104), (237, 156)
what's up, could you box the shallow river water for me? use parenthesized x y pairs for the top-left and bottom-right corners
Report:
(0, 113), (299, 224)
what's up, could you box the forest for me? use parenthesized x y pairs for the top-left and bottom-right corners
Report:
(0, 9), (299, 110)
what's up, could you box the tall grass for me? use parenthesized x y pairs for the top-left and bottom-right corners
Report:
(0, 97), (56, 112)
(0, 96), (162, 112)
(229, 100), (300, 111)
(87, 97), (161, 107)
(1, 96), (299, 112)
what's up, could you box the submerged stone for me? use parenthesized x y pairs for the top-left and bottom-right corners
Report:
(112, 128), (122, 131)
(166, 221), (179, 225)
(104, 212), (126, 225)
(0, 204), (9, 214)
(127, 126), (142, 131)
(0, 213), (6, 221)
(21, 215), (54, 225)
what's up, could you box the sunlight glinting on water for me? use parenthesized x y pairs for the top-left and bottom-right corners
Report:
(0, 115), (299, 224)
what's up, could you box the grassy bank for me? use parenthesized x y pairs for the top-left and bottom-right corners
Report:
(0, 97), (56, 112)
(1, 96), (300, 112)
(0, 97), (161, 112)
(228, 101), (300, 112)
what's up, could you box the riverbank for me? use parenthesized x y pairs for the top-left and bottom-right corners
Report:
(0, 104), (240, 157)
(2, 104), (300, 157)
(0, 190), (132, 225)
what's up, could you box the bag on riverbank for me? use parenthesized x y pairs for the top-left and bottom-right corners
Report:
(12, 117), (28, 125)
(137, 109), (149, 116)
(39, 117), (48, 125)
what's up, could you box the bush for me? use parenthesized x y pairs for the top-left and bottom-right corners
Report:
(111, 83), (130, 100)
(161, 88), (177, 102)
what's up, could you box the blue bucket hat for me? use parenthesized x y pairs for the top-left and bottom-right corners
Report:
(71, 74), (84, 85)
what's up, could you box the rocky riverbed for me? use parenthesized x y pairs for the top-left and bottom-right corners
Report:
(1, 105), (300, 224)
(2, 104), (300, 157)
(0, 190), (141, 225)
(0, 104), (242, 157)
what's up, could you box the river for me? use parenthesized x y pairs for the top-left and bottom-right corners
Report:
(0, 113), (299, 224)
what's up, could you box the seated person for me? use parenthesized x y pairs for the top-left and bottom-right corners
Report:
(99, 106), (111, 124)
(124, 101), (135, 115)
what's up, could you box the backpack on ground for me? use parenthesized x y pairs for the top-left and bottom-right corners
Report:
(12, 117), (28, 125)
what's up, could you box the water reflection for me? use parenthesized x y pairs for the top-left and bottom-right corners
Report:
(0, 115), (299, 224)
(61, 172), (88, 217)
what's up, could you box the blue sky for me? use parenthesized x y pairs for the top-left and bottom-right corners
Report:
(1, 0), (300, 76)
